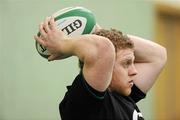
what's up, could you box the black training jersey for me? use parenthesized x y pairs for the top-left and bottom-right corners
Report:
(59, 73), (146, 120)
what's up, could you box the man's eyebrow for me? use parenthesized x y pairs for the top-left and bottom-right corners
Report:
(120, 58), (133, 63)
(121, 57), (134, 62)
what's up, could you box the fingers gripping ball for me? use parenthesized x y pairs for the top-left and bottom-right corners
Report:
(36, 7), (96, 59)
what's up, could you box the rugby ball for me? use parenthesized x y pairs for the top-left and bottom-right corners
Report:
(36, 6), (96, 59)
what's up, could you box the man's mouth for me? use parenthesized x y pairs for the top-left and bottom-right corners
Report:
(129, 80), (134, 87)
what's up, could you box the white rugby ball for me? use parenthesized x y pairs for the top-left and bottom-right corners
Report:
(36, 6), (96, 59)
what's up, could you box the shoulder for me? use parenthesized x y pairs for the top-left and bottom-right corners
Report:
(109, 85), (146, 103)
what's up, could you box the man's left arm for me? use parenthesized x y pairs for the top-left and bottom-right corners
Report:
(128, 35), (167, 93)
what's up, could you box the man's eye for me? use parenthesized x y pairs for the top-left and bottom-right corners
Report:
(122, 61), (132, 68)
(127, 61), (132, 65)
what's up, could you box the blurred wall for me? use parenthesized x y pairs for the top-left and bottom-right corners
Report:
(0, 0), (154, 119)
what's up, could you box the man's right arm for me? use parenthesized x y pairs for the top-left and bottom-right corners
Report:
(34, 17), (115, 92)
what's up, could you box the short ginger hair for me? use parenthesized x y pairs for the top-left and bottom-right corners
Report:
(94, 29), (134, 52)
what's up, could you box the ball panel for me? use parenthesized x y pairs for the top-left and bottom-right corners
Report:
(35, 41), (49, 58)
(54, 7), (96, 34)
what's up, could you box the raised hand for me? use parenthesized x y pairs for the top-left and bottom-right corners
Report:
(34, 16), (69, 61)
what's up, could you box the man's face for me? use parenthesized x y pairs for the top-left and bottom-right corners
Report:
(109, 49), (138, 96)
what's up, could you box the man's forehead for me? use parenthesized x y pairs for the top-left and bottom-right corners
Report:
(116, 49), (134, 60)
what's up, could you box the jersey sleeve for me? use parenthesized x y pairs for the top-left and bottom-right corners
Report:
(60, 72), (107, 108)
(59, 72), (107, 119)
(81, 72), (107, 99)
(129, 85), (146, 103)
(68, 72), (107, 100)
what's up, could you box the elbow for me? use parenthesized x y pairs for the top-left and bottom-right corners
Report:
(155, 46), (167, 68)
(84, 36), (116, 65)
(160, 46), (167, 65)
(97, 37), (116, 62)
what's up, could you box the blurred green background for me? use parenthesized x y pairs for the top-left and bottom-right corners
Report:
(0, 0), (155, 119)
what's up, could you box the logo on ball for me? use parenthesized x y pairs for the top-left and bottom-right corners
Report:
(62, 19), (82, 35)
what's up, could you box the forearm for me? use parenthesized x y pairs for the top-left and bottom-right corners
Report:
(127, 35), (167, 93)
(128, 35), (167, 64)
(60, 34), (112, 63)
(35, 17), (113, 63)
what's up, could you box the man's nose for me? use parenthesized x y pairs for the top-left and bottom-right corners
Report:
(128, 64), (138, 76)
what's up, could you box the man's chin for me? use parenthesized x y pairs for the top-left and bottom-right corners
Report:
(124, 89), (132, 96)
(118, 89), (131, 96)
